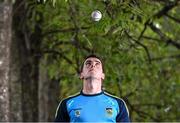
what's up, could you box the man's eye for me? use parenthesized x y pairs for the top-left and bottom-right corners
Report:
(86, 63), (91, 66)
(96, 62), (100, 66)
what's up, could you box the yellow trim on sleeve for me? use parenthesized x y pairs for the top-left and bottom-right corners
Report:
(104, 92), (129, 116)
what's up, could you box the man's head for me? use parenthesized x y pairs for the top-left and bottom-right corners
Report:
(80, 54), (105, 81)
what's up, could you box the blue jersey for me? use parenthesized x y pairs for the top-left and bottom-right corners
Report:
(54, 91), (130, 122)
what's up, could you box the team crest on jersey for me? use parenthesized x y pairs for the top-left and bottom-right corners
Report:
(106, 108), (113, 117)
(75, 110), (80, 117)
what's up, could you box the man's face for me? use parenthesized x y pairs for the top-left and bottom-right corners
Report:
(80, 57), (105, 80)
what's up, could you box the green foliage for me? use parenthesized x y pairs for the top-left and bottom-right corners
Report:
(30, 0), (180, 121)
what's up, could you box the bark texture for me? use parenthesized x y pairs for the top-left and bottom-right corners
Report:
(0, 3), (12, 121)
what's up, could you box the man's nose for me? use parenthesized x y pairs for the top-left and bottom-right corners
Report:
(91, 63), (96, 68)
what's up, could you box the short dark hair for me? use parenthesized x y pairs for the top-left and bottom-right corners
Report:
(80, 54), (104, 73)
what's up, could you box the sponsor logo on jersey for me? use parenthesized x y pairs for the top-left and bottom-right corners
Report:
(106, 108), (113, 117)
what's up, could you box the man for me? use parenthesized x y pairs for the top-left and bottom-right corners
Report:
(54, 54), (130, 122)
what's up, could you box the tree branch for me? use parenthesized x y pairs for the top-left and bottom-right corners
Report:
(148, 22), (180, 49)
(12, 0), (26, 16)
(151, 54), (180, 61)
(42, 26), (89, 37)
(154, 0), (179, 19)
(165, 13), (180, 24)
(137, 19), (150, 41)
(41, 49), (80, 71)
(125, 31), (152, 63)
(124, 98), (161, 121)
(42, 49), (73, 64)
(124, 88), (138, 98)
(137, 0), (179, 42)
(142, 36), (162, 42)
(132, 103), (163, 108)
(68, 0), (79, 30)
(51, 40), (71, 49)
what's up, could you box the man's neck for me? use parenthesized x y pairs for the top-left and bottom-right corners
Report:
(82, 77), (102, 94)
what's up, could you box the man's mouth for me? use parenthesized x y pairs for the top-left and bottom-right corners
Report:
(89, 69), (95, 72)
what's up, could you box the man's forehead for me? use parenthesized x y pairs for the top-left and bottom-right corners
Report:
(84, 57), (102, 63)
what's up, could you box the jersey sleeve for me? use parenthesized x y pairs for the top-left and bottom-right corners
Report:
(116, 98), (130, 122)
(54, 99), (70, 122)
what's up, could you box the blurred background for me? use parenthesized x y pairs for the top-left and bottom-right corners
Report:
(0, 0), (179, 122)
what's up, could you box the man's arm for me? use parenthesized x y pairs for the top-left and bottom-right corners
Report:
(116, 99), (130, 122)
(54, 99), (70, 122)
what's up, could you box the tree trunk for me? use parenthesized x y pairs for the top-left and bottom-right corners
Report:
(0, 2), (12, 121)
(39, 58), (60, 121)
(9, 18), (23, 122)
(12, 0), (42, 121)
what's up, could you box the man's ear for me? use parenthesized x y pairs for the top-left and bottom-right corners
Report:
(79, 72), (84, 79)
(101, 73), (105, 80)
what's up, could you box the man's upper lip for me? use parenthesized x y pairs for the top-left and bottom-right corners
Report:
(89, 69), (94, 72)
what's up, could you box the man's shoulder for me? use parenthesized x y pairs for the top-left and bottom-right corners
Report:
(60, 92), (81, 103)
(104, 91), (125, 103)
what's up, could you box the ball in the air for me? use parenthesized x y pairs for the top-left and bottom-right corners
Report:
(91, 10), (102, 21)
